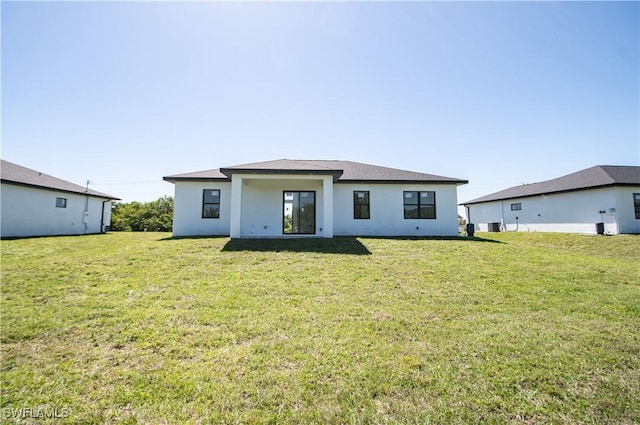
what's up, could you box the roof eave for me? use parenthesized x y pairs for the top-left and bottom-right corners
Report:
(337, 179), (468, 185)
(1, 179), (120, 200)
(162, 176), (231, 183)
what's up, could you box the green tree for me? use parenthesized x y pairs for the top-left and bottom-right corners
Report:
(110, 196), (173, 232)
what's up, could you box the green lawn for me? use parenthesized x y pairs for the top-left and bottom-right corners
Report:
(1, 232), (639, 424)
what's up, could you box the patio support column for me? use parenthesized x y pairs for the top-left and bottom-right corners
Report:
(322, 176), (334, 238)
(230, 175), (243, 238)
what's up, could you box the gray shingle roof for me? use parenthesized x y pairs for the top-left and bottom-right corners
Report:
(164, 159), (467, 184)
(223, 159), (340, 173)
(163, 168), (230, 181)
(462, 165), (640, 205)
(315, 160), (466, 183)
(1, 160), (119, 199)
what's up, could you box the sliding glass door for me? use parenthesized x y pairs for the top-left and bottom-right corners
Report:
(283, 191), (316, 234)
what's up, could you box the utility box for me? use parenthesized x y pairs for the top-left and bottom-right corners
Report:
(596, 222), (605, 235)
(488, 222), (501, 232)
(466, 223), (475, 237)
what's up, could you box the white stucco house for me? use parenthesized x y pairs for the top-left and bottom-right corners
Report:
(462, 165), (640, 235)
(164, 159), (468, 238)
(1, 160), (119, 238)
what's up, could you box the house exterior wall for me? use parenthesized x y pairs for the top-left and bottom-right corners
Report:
(170, 179), (463, 238)
(172, 181), (232, 236)
(333, 183), (461, 237)
(0, 183), (112, 237)
(613, 187), (640, 234)
(466, 186), (640, 234)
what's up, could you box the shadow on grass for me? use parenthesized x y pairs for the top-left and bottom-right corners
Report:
(0, 232), (113, 241)
(158, 235), (229, 241)
(361, 236), (505, 244)
(221, 237), (372, 255)
(157, 235), (502, 253)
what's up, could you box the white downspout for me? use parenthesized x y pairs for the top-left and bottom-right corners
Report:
(83, 180), (91, 234)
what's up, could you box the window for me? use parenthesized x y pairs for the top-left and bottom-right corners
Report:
(510, 203), (522, 211)
(202, 189), (220, 218)
(353, 191), (370, 219)
(56, 197), (67, 208)
(634, 193), (640, 219)
(403, 191), (436, 219)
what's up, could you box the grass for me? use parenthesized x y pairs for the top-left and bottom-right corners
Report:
(1, 232), (639, 424)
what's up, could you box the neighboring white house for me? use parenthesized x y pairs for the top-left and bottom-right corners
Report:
(462, 165), (640, 235)
(1, 160), (119, 238)
(164, 159), (468, 238)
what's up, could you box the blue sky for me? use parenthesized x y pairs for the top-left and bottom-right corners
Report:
(2, 1), (638, 207)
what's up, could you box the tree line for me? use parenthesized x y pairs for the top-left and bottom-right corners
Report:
(110, 196), (173, 232)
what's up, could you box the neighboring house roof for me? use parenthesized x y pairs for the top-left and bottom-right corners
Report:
(0, 160), (120, 199)
(462, 165), (640, 205)
(164, 159), (468, 184)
